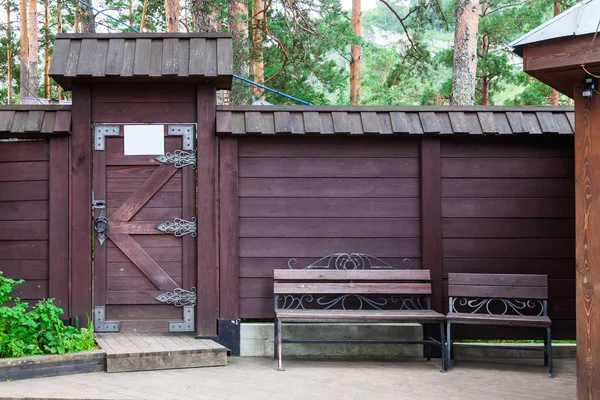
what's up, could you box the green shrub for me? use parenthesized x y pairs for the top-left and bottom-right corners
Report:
(0, 271), (95, 358)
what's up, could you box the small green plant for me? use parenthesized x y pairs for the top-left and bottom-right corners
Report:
(0, 271), (95, 358)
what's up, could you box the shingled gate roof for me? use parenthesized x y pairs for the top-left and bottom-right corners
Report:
(49, 33), (233, 90)
(0, 106), (71, 138)
(216, 106), (574, 135)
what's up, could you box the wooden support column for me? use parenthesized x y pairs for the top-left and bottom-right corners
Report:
(575, 87), (600, 399)
(420, 137), (443, 313)
(70, 84), (93, 325)
(196, 83), (218, 336)
(219, 137), (239, 320)
(48, 136), (70, 313)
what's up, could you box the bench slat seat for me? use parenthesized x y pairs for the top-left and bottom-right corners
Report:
(446, 312), (551, 327)
(276, 309), (445, 323)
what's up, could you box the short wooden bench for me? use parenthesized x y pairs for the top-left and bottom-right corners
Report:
(273, 253), (447, 371)
(446, 273), (553, 377)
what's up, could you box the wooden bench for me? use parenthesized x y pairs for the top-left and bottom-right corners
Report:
(273, 253), (447, 371)
(446, 273), (553, 377)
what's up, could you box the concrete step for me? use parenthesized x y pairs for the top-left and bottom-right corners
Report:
(241, 322), (424, 358)
(95, 332), (227, 373)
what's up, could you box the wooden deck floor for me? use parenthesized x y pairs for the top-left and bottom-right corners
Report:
(95, 332), (227, 372)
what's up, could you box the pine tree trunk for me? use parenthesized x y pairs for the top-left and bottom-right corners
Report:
(350, 0), (361, 105)
(165, 0), (179, 32)
(19, 0), (29, 103)
(250, 0), (265, 99)
(78, 0), (95, 33)
(480, 33), (489, 105)
(229, 0), (249, 104)
(192, 0), (219, 32)
(7, 2), (13, 104)
(27, 0), (38, 99)
(43, 0), (50, 98)
(57, 0), (63, 100)
(451, 0), (479, 105)
(74, 2), (79, 32)
(140, 0), (148, 31)
(549, 1), (561, 105)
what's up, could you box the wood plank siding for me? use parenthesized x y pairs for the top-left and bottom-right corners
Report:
(0, 140), (51, 303)
(441, 136), (575, 339)
(237, 136), (423, 318)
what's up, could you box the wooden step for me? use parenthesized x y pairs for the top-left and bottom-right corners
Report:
(95, 332), (227, 373)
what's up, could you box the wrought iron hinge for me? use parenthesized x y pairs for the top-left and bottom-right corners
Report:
(156, 217), (197, 237)
(155, 150), (197, 169)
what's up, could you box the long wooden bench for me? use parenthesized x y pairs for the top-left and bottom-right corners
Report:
(273, 253), (447, 371)
(446, 273), (553, 377)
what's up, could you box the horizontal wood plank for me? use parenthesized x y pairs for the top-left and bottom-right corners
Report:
(0, 162), (49, 181)
(239, 238), (420, 258)
(274, 269), (431, 280)
(107, 276), (182, 291)
(91, 83), (196, 103)
(448, 273), (547, 287)
(442, 258), (575, 279)
(106, 207), (183, 221)
(1, 260), (49, 280)
(106, 291), (163, 304)
(0, 141), (49, 162)
(274, 282), (432, 295)
(0, 201), (49, 220)
(10, 279), (48, 300)
(107, 192), (182, 208)
(0, 241), (49, 259)
(0, 181), (49, 201)
(239, 218), (419, 238)
(106, 234), (180, 248)
(442, 198), (574, 218)
(240, 198), (420, 218)
(238, 137), (420, 158)
(441, 158), (573, 178)
(440, 138), (573, 158)
(442, 218), (574, 238)
(239, 158), (419, 178)
(447, 284), (548, 299)
(106, 178), (181, 193)
(442, 238), (574, 259)
(91, 102), (196, 123)
(105, 304), (184, 320)
(238, 178), (419, 198)
(107, 261), (182, 278)
(0, 221), (48, 240)
(441, 178), (574, 198)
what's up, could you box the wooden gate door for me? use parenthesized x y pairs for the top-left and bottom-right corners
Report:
(92, 124), (197, 332)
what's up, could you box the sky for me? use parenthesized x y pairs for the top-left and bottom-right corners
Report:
(341, 0), (378, 11)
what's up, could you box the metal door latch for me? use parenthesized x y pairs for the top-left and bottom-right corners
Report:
(92, 199), (106, 209)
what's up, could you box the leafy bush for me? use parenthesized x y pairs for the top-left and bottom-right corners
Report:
(0, 271), (95, 358)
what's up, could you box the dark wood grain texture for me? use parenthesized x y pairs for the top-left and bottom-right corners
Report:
(70, 84), (93, 323)
(219, 137), (239, 319)
(421, 138), (443, 312)
(196, 83), (218, 335)
(575, 89), (600, 399)
(49, 137), (70, 311)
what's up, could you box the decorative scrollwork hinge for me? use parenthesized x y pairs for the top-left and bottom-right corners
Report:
(156, 217), (197, 237)
(155, 287), (197, 307)
(94, 211), (108, 246)
(155, 150), (197, 169)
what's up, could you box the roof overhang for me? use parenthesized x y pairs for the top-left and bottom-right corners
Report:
(49, 33), (233, 91)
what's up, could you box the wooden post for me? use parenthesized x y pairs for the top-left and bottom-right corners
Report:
(218, 136), (239, 320)
(70, 84), (93, 325)
(196, 83), (218, 336)
(575, 87), (600, 399)
(420, 137), (443, 313)
(48, 136), (70, 313)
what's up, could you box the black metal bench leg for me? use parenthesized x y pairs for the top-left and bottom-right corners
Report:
(424, 323), (431, 361)
(446, 322), (452, 370)
(440, 322), (447, 372)
(276, 318), (284, 371)
(546, 327), (553, 378)
(543, 331), (548, 367)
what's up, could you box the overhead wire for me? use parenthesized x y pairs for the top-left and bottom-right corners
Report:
(74, 0), (312, 105)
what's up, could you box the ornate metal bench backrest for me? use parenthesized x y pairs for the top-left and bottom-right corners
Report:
(447, 273), (549, 317)
(275, 253), (429, 311)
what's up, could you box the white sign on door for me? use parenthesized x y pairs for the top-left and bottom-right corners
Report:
(123, 125), (165, 155)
